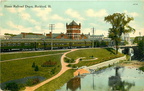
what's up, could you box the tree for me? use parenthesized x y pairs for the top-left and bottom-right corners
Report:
(51, 67), (56, 74)
(94, 40), (100, 47)
(32, 62), (35, 68)
(100, 40), (107, 47)
(138, 36), (144, 58)
(4, 33), (16, 37)
(104, 13), (135, 54)
(34, 65), (39, 71)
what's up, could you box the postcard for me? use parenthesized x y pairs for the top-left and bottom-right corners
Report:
(0, 0), (144, 91)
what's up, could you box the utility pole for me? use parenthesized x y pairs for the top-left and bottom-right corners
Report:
(92, 27), (95, 48)
(41, 25), (46, 50)
(92, 27), (95, 38)
(49, 24), (55, 50)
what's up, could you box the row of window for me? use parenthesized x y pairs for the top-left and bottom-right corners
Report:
(39, 43), (69, 45)
(1, 43), (31, 46)
(1, 42), (92, 47)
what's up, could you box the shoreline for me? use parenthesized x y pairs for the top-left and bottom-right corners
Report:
(119, 60), (144, 68)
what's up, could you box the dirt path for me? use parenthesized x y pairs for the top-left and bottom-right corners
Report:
(70, 57), (98, 65)
(24, 49), (78, 91)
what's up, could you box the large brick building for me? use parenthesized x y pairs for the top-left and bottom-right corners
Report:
(66, 20), (81, 40)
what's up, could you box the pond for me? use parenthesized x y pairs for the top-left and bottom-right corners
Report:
(57, 66), (144, 91)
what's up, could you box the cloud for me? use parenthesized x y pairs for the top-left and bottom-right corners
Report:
(6, 8), (39, 25)
(6, 8), (25, 13)
(90, 23), (105, 27)
(0, 8), (3, 16)
(129, 28), (144, 37)
(54, 23), (65, 33)
(124, 10), (139, 17)
(7, 21), (32, 32)
(81, 28), (91, 34)
(82, 28), (108, 37)
(65, 9), (85, 21)
(40, 23), (65, 33)
(19, 12), (39, 24)
(86, 9), (108, 17)
(51, 14), (69, 21)
(0, 27), (32, 35)
(32, 8), (51, 21)
(51, 14), (71, 22)
(0, 28), (21, 35)
(96, 29), (108, 37)
(129, 21), (143, 37)
(35, 26), (41, 31)
(20, 13), (31, 20)
(0, 13), (3, 16)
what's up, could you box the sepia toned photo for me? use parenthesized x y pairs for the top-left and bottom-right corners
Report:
(0, 0), (144, 91)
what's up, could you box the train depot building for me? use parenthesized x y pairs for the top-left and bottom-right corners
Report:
(1, 20), (111, 51)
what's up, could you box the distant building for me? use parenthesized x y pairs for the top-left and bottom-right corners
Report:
(121, 33), (131, 44)
(46, 32), (69, 39)
(89, 34), (104, 40)
(11, 32), (45, 40)
(3, 21), (106, 41)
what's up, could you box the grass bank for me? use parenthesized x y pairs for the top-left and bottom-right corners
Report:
(0, 55), (62, 83)
(66, 48), (124, 67)
(35, 69), (75, 91)
(1, 50), (68, 61)
(139, 66), (144, 72)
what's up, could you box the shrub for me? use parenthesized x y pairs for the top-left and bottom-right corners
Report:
(26, 78), (40, 86)
(51, 68), (56, 74)
(41, 60), (57, 67)
(32, 62), (35, 68)
(89, 55), (94, 58)
(65, 58), (75, 63)
(4, 82), (19, 91)
(34, 65), (39, 71)
(139, 66), (144, 72)
(72, 65), (76, 68)
(67, 64), (72, 67)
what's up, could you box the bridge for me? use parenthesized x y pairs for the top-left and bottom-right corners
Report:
(112, 44), (138, 60)
(119, 44), (137, 48)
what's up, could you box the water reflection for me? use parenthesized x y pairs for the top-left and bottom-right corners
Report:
(58, 66), (144, 91)
(108, 67), (135, 91)
(66, 77), (81, 91)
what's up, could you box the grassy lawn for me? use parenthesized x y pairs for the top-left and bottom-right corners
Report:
(1, 50), (68, 61)
(35, 69), (75, 91)
(66, 48), (124, 67)
(1, 48), (124, 91)
(35, 48), (124, 91)
(0, 54), (62, 83)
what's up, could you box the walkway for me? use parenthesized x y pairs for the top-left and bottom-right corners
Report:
(84, 55), (126, 71)
(70, 57), (98, 65)
(24, 49), (78, 91)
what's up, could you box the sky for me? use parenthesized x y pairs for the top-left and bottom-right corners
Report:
(0, 0), (144, 37)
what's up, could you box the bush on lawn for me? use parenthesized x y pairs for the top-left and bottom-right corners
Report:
(4, 82), (19, 91)
(26, 78), (40, 86)
(41, 60), (57, 67)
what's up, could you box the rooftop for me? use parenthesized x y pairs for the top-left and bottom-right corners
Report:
(69, 20), (78, 26)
